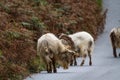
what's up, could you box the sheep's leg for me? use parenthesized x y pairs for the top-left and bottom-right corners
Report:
(70, 55), (77, 66)
(70, 59), (73, 66)
(52, 57), (57, 73)
(74, 56), (77, 66)
(88, 53), (92, 66)
(49, 62), (52, 73)
(46, 64), (49, 73)
(110, 32), (117, 57)
(47, 62), (52, 73)
(113, 46), (117, 57)
(80, 54), (87, 66)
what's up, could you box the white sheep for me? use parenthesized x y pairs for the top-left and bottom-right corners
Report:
(110, 27), (120, 57)
(59, 31), (94, 66)
(37, 33), (75, 73)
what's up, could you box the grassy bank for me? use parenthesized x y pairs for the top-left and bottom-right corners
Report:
(0, 0), (106, 79)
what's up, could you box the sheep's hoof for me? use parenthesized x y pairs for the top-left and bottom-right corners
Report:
(74, 63), (77, 66)
(119, 53), (120, 57)
(114, 55), (117, 58)
(89, 63), (92, 66)
(70, 63), (73, 66)
(74, 62), (77, 66)
(47, 71), (52, 73)
(113, 53), (117, 58)
(70, 64), (73, 66)
(89, 62), (92, 66)
(80, 61), (84, 66)
(80, 64), (83, 66)
(53, 70), (57, 73)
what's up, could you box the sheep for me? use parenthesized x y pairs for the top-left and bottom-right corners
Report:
(37, 33), (76, 73)
(59, 31), (94, 66)
(110, 27), (120, 57)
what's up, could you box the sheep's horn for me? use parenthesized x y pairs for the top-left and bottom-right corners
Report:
(59, 33), (75, 49)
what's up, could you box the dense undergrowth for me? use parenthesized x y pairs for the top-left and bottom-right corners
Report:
(0, 0), (106, 80)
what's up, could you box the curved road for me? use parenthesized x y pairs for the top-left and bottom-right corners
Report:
(25, 0), (120, 80)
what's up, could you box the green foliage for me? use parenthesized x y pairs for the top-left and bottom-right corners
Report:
(6, 31), (20, 39)
(4, 31), (26, 40)
(22, 16), (46, 31)
(69, 20), (77, 25)
(31, 16), (45, 28)
(21, 22), (31, 27)
(96, 0), (102, 7)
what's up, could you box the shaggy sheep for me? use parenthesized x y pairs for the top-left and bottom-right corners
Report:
(110, 27), (120, 57)
(37, 33), (76, 73)
(59, 31), (94, 66)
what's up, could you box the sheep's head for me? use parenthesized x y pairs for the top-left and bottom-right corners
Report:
(58, 49), (78, 69)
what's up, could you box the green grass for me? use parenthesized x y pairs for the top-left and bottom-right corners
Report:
(96, 0), (102, 8)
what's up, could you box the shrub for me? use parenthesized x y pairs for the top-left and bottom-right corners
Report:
(4, 31), (27, 40)
(22, 16), (46, 32)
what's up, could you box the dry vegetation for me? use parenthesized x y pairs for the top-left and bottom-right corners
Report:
(0, 0), (106, 79)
